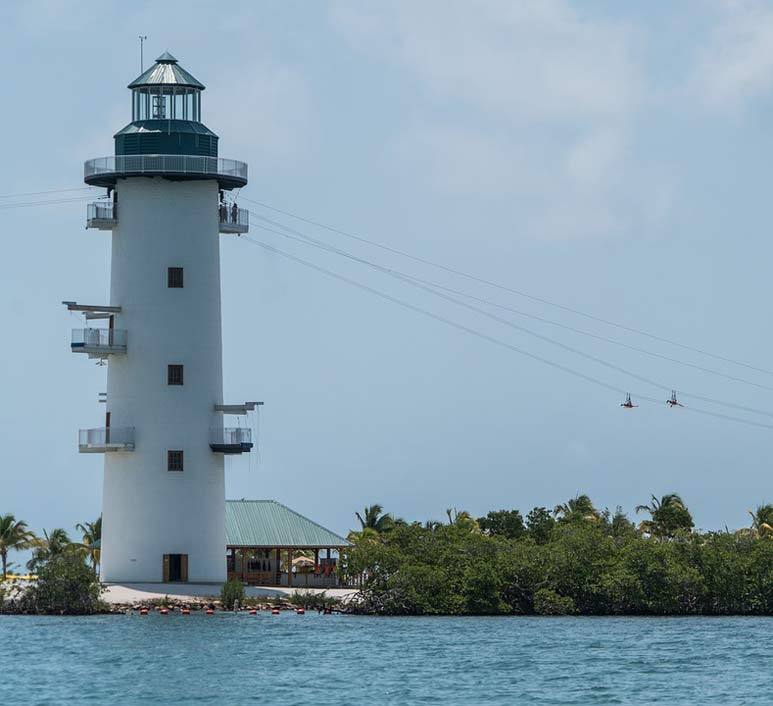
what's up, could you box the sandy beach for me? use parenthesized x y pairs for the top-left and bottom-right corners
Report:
(102, 583), (357, 604)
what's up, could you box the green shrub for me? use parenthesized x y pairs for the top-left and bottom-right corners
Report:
(20, 554), (104, 615)
(220, 579), (245, 610)
(534, 588), (576, 616)
(290, 590), (340, 610)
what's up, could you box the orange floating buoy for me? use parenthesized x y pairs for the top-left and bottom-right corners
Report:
(249, 609), (257, 615)
(181, 609), (191, 615)
(271, 609), (280, 615)
(139, 608), (148, 615)
(296, 608), (305, 615)
(206, 609), (214, 615)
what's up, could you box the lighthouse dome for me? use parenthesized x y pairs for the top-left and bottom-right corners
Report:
(85, 51), (246, 189)
(115, 52), (217, 158)
(128, 52), (205, 91)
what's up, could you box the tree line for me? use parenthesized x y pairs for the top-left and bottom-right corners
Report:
(341, 496), (773, 615)
(0, 514), (101, 579)
(0, 515), (103, 615)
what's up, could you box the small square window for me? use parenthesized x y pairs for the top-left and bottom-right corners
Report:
(168, 364), (184, 386)
(168, 267), (184, 288)
(167, 450), (184, 472)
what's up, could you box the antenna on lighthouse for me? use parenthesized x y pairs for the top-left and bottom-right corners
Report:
(138, 35), (148, 72)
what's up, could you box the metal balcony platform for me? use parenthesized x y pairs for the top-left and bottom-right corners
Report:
(86, 202), (117, 230)
(210, 428), (253, 454)
(219, 207), (249, 234)
(71, 328), (127, 359)
(79, 427), (135, 453)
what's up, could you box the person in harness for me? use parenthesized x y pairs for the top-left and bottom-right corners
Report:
(620, 393), (637, 409)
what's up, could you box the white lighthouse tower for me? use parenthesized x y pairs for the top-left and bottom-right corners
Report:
(68, 52), (253, 584)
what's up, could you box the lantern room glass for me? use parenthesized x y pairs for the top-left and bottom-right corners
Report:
(132, 87), (201, 122)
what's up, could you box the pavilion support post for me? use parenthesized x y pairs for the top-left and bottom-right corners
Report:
(287, 549), (293, 587)
(275, 548), (281, 585)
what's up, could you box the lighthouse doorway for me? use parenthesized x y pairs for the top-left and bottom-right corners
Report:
(163, 554), (189, 583)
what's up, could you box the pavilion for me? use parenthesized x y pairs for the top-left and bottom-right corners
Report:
(225, 500), (350, 588)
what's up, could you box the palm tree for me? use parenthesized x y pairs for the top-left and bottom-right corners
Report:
(0, 514), (36, 580)
(27, 528), (72, 572)
(445, 508), (480, 532)
(553, 494), (600, 523)
(748, 504), (773, 537)
(347, 526), (380, 542)
(76, 517), (102, 571)
(355, 505), (396, 534)
(635, 493), (693, 538)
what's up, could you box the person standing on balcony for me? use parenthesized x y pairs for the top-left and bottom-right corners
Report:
(231, 201), (238, 224)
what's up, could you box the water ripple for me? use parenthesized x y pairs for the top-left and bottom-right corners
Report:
(2, 614), (771, 704)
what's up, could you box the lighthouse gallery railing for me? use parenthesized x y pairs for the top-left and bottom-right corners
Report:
(84, 155), (248, 181)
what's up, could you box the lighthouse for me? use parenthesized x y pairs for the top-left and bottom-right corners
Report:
(67, 52), (254, 584)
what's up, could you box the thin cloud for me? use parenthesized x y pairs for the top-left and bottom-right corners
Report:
(692, 0), (773, 107)
(333, 0), (668, 240)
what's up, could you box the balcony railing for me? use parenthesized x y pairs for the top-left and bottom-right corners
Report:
(210, 427), (253, 454)
(86, 202), (117, 230)
(79, 427), (135, 453)
(84, 155), (248, 189)
(71, 328), (127, 358)
(219, 206), (249, 234)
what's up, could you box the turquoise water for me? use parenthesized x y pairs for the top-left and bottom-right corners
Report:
(2, 613), (770, 704)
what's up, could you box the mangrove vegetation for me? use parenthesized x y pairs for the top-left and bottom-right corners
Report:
(341, 496), (773, 616)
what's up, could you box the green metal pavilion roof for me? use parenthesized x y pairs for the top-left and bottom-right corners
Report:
(225, 500), (350, 548)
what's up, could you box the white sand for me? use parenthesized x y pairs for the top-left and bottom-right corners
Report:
(103, 583), (357, 604)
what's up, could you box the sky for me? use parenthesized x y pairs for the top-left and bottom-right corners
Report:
(2, 0), (773, 556)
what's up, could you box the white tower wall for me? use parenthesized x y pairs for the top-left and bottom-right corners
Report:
(100, 177), (225, 583)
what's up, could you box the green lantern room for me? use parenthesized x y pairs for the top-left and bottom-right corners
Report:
(115, 52), (219, 158)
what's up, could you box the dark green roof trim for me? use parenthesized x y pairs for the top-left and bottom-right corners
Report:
(225, 500), (351, 548)
(114, 120), (218, 138)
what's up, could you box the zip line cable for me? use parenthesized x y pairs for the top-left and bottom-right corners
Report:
(0, 184), (768, 428)
(0, 187), (95, 200)
(5, 184), (770, 410)
(2, 184), (768, 378)
(247, 220), (773, 420)
(5, 184), (769, 378)
(238, 237), (773, 431)
(0, 195), (101, 210)
(250, 212), (773, 394)
(241, 195), (773, 378)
